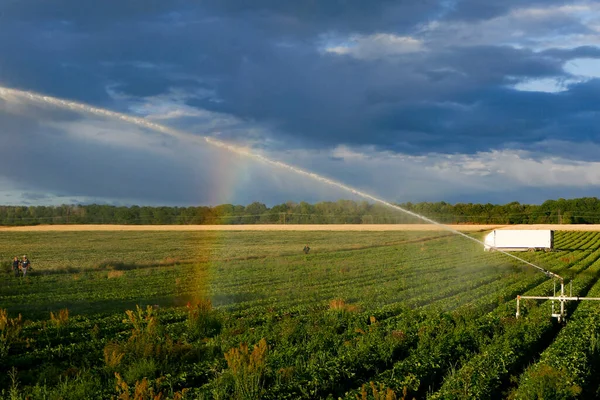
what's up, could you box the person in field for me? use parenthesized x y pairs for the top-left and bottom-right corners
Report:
(21, 255), (31, 277)
(12, 256), (20, 277)
(303, 244), (310, 254)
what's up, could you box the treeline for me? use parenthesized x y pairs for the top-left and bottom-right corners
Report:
(1, 197), (600, 226)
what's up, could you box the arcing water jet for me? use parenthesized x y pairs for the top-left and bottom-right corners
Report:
(0, 85), (558, 280)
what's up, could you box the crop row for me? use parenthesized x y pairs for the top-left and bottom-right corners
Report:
(428, 250), (600, 399)
(192, 254), (571, 399)
(338, 249), (594, 399)
(512, 279), (600, 398)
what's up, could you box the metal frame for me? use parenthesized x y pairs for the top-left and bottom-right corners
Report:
(516, 279), (600, 322)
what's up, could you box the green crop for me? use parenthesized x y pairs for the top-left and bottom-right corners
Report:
(1, 230), (600, 399)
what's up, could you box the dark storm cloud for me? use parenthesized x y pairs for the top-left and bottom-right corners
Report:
(381, 78), (600, 156)
(0, 0), (184, 27)
(0, 109), (206, 204)
(0, 105), (351, 206)
(542, 46), (600, 61)
(199, 0), (441, 36)
(443, 0), (567, 21)
(189, 44), (594, 153)
(1, 0), (600, 172)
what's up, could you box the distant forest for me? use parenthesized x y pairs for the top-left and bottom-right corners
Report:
(3, 197), (600, 226)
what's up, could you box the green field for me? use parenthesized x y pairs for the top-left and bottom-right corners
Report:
(1, 230), (600, 399)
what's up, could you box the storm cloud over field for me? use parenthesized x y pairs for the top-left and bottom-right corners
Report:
(1, 1), (600, 205)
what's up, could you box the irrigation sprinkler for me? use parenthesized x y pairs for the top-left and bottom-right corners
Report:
(482, 230), (600, 321)
(516, 273), (600, 322)
(6, 86), (600, 323)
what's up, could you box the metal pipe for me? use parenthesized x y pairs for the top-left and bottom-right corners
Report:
(518, 296), (600, 301)
(516, 277), (600, 320)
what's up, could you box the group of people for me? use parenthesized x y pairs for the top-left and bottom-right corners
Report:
(11, 255), (31, 277)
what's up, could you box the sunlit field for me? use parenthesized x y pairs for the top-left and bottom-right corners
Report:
(2, 230), (600, 399)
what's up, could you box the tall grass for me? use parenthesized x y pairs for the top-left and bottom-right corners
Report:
(222, 338), (269, 399)
(0, 309), (22, 359)
(186, 299), (221, 339)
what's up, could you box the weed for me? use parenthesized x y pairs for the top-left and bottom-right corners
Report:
(28, 370), (102, 399)
(8, 367), (20, 400)
(276, 367), (295, 385)
(124, 359), (159, 384)
(329, 298), (361, 313)
(50, 308), (69, 329)
(515, 365), (581, 399)
(0, 309), (23, 359)
(186, 299), (221, 339)
(224, 338), (268, 399)
(91, 324), (101, 340)
(104, 343), (126, 369)
(105, 305), (195, 385)
(114, 372), (188, 400)
(108, 270), (125, 279)
(114, 305), (163, 362)
(329, 298), (346, 310)
(356, 382), (397, 400)
(162, 257), (180, 265)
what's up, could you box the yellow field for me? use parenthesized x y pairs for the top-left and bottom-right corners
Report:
(1, 223), (599, 231)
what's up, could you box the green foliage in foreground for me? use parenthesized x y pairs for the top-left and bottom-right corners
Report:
(1, 230), (600, 399)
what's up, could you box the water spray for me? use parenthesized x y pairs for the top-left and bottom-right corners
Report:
(2, 86), (598, 321)
(0, 87), (538, 263)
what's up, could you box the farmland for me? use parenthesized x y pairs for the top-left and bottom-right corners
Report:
(1, 229), (600, 399)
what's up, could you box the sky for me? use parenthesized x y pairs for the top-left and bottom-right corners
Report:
(1, 1), (600, 206)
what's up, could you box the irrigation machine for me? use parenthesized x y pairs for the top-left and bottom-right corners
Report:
(515, 265), (600, 323)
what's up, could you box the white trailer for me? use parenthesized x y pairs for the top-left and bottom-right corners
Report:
(484, 229), (554, 252)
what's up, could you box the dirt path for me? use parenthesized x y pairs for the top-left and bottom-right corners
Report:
(0, 224), (598, 232)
